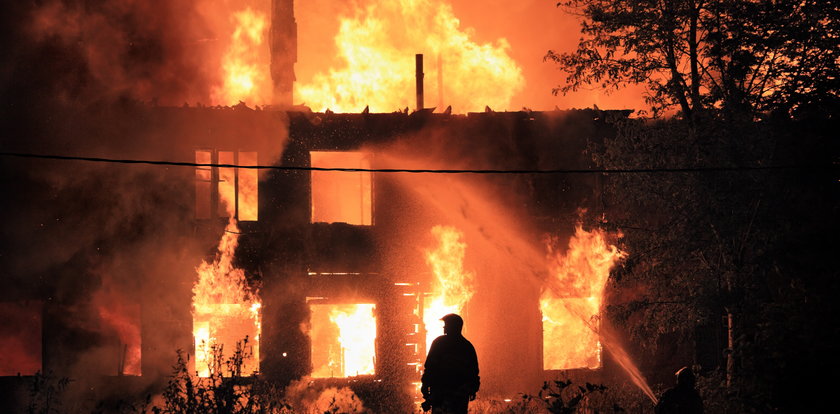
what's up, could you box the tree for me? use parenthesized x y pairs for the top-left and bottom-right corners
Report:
(590, 109), (837, 412)
(547, 0), (840, 120)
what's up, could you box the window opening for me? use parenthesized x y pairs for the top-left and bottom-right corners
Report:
(195, 150), (258, 221)
(308, 301), (376, 378)
(310, 151), (372, 225)
(0, 302), (42, 376)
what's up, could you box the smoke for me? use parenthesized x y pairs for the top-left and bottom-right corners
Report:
(359, 120), (584, 395)
(0, 302), (42, 376)
(0, 1), (290, 402)
(0, 104), (289, 405)
(2, 0), (280, 110)
(284, 378), (367, 413)
(15, 0), (209, 106)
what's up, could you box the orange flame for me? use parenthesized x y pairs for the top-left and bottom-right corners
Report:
(192, 218), (261, 377)
(296, 0), (524, 113)
(423, 225), (475, 352)
(541, 225), (624, 370)
(311, 303), (377, 378)
(211, 7), (272, 106)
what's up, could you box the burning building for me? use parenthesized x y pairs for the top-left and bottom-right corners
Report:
(0, 0), (636, 411)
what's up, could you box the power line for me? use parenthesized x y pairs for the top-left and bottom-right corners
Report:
(0, 151), (834, 175)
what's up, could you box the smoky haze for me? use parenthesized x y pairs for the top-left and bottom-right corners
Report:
(2, 0), (617, 406)
(0, 0), (289, 404)
(366, 115), (601, 395)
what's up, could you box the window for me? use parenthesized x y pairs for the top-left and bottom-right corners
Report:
(98, 302), (142, 376)
(0, 302), (42, 376)
(310, 151), (372, 225)
(195, 150), (259, 221)
(193, 303), (260, 377)
(309, 302), (377, 378)
(541, 297), (601, 370)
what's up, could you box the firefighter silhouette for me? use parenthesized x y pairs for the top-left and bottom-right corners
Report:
(655, 366), (704, 414)
(421, 313), (480, 414)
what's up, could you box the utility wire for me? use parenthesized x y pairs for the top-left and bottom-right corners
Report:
(0, 151), (835, 175)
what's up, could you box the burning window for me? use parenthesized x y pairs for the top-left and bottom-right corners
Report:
(310, 151), (373, 225)
(193, 303), (260, 377)
(541, 226), (624, 370)
(541, 298), (602, 370)
(309, 302), (377, 378)
(97, 302), (142, 376)
(0, 302), (42, 376)
(193, 220), (261, 378)
(195, 150), (259, 221)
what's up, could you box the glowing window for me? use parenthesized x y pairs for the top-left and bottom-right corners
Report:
(193, 303), (260, 377)
(98, 302), (142, 376)
(195, 150), (213, 219)
(310, 151), (372, 225)
(541, 298), (601, 370)
(0, 302), (42, 376)
(540, 226), (622, 371)
(309, 303), (376, 378)
(195, 150), (259, 221)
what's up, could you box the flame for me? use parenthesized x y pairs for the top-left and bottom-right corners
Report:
(192, 218), (261, 377)
(296, 0), (524, 113)
(423, 225), (475, 352)
(541, 225), (625, 370)
(311, 303), (377, 378)
(211, 7), (272, 106)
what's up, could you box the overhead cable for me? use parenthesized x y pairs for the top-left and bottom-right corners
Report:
(0, 151), (834, 175)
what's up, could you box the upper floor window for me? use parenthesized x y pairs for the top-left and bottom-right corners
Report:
(310, 151), (372, 225)
(196, 150), (258, 221)
(0, 301), (42, 376)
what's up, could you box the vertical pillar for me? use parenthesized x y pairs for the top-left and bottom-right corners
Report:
(416, 54), (424, 111)
(437, 54), (443, 109)
(270, 0), (297, 107)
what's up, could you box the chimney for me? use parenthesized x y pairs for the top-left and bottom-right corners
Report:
(270, 0), (297, 107)
(416, 54), (424, 111)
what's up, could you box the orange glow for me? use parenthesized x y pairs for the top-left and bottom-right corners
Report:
(541, 225), (624, 370)
(195, 150), (212, 219)
(96, 302), (141, 376)
(211, 7), (272, 106)
(237, 152), (259, 221)
(423, 225), (475, 352)
(295, 0), (524, 113)
(218, 151), (236, 217)
(0, 302), (42, 376)
(193, 218), (261, 377)
(196, 150), (259, 221)
(310, 151), (373, 225)
(310, 303), (377, 378)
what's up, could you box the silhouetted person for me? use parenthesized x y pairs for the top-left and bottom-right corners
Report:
(655, 366), (704, 414)
(421, 314), (480, 413)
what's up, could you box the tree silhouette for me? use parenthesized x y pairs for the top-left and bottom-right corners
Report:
(547, 0), (840, 120)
